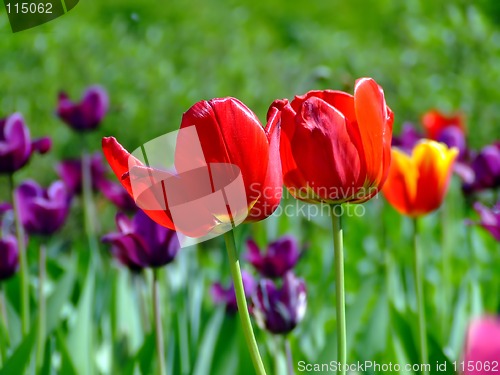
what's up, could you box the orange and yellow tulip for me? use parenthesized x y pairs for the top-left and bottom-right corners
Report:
(382, 140), (458, 217)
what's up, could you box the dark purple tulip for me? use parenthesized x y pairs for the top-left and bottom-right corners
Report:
(461, 316), (500, 374)
(0, 235), (19, 281)
(437, 126), (468, 160)
(211, 270), (256, 314)
(56, 152), (107, 194)
(252, 272), (307, 334)
(102, 210), (180, 271)
(15, 180), (71, 236)
(245, 235), (302, 278)
(463, 143), (500, 193)
(57, 152), (136, 211)
(391, 123), (422, 153)
(57, 86), (109, 132)
(96, 179), (137, 211)
(470, 202), (500, 241)
(0, 203), (12, 214)
(0, 113), (51, 174)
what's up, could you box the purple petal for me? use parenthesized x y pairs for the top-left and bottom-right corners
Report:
(31, 137), (52, 154)
(57, 86), (109, 131)
(0, 235), (19, 281)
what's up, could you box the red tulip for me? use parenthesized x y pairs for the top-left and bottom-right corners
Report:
(421, 109), (464, 140)
(102, 97), (282, 238)
(277, 78), (394, 204)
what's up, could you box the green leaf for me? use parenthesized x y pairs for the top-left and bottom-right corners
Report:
(67, 264), (95, 375)
(56, 330), (78, 375)
(46, 256), (76, 334)
(361, 290), (389, 359)
(447, 281), (469, 360)
(0, 322), (37, 375)
(388, 305), (420, 367)
(192, 307), (225, 375)
(123, 332), (156, 375)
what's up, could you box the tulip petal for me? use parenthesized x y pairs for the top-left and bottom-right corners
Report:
(102, 137), (175, 229)
(421, 109), (464, 140)
(412, 141), (457, 215)
(291, 97), (360, 202)
(180, 98), (269, 209)
(382, 148), (418, 216)
(354, 78), (391, 188)
(247, 101), (283, 220)
(102, 137), (142, 197)
(279, 103), (313, 201)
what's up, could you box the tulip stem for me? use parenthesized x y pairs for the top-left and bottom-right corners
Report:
(0, 285), (10, 363)
(134, 274), (150, 333)
(224, 230), (267, 375)
(81, 151), (100, 263)
(331, 205), (346, 375)
(152, 268), (166, 375)
(285, 337), (295, 375)
(8, 174), (30, 336)
(413, 218), (429, 375)
(36, 243), (46, 370)
(440, 203), (450, 340)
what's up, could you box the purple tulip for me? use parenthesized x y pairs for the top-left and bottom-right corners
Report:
(0, 113), (51, 174)
(252, 272), (307, 335)
(0, 235), (19, 281)
(96, 179), (138, 212)
(437, 126), (468, 160)
(245, 235), (302, 278)
(56, 152), (136, 211)
(56, 153), (106, 194)
(211, 270), (256, 314)
(469, 202), (500, 241)
(57, 85), (109, 132)
(461, 316), (500, 374)
(0, 203), (12, 214)
(391, 123), (422, 153)
(463, 143), (500, 194)
(15, 180), (71, 236)
(102, 210), (180, 271)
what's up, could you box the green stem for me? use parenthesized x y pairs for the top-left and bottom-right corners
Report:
(0, 285), (10, 364)
(81, 151), (100, 262)
(134, 274), (150, 333)
(223, 230), (267, 375)
(331, 205), (346, 375)
(440, 204), (450, 340)
(285, 337), (295, 375)
(8, 174), (29, 336)
(152, 268), (166, 375)
(36, 243), (46, 370)
(413, 219), (429, 375)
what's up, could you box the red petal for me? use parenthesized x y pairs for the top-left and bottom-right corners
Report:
(180, 98), (269, 208)
(354, 78), (392, 188)
(247, 101), (284, 221)
(291, 97), (361, 202)
(102, 137), (176, 229)
(421, 109), (465, 140)
(291, 90), (356, 124)
(279, 103), (313, 200)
